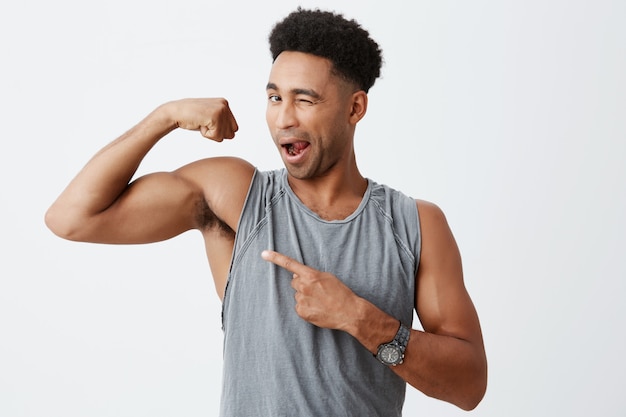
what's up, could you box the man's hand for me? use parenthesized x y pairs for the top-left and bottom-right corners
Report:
(165, 98), (239, 142)
(261, 250), (361, 331)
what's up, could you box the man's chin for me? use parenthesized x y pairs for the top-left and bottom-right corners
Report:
(283, 164), (314, 180)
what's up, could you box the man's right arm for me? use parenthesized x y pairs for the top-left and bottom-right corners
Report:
(45, 98), (254, 244)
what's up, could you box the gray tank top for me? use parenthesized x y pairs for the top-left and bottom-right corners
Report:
(220, 169), (420, 417)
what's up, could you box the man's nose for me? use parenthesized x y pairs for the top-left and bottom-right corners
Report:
(275, 103), (298, 129)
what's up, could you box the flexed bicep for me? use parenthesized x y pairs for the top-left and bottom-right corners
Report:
(46, 99), (251, 244)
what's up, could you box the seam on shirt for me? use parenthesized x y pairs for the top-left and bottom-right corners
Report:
(369, 196), (416, 269)
(222, 186), (286, 330)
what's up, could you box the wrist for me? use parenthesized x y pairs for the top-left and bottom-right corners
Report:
(152, 101), (181, 132)
(347, 298), (401, 354)
(376, 322), (411, 366)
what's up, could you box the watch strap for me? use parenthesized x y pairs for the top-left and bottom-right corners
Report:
(375, 321), (411, 365)
(393, 323), (410, 353)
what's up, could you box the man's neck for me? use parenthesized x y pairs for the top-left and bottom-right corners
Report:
(287, 166), (368, 221)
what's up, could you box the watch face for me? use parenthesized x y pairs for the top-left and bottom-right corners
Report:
(379, 345), (401, 364)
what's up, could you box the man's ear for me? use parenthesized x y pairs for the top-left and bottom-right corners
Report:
(349, 91), (368, 124)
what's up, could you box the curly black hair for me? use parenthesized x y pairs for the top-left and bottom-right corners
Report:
(268, 8), (383, 93)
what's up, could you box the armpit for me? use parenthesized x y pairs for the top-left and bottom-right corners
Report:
(196, 198), (235, 237)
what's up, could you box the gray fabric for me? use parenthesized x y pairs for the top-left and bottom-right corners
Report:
(220, 169), (421, 417)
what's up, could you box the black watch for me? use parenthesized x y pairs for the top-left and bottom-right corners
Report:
(376, 322), (410, 366)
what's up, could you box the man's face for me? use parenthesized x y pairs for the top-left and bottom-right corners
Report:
(266, 51), (356, 180)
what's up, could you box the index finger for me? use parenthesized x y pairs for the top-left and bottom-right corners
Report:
(261, 250), (311, 275)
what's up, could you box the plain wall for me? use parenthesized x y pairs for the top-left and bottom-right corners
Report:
(1, 1), (625, 416)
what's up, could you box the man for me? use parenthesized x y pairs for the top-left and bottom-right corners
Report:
(46, 8), (487, 416)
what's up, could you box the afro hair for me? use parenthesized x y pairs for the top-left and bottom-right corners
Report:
(269, 8), (383, 93)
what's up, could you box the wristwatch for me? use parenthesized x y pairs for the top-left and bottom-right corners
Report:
(376, 322), (411, 366)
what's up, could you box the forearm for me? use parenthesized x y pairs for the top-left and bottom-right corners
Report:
(396, 328), (487, 410)
(46, 104), (176, 236)
(348, 298), (487, 411)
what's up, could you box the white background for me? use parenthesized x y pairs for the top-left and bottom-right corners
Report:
(1, 1), (625, 416)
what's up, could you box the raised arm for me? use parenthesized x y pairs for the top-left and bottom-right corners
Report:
(45, 98), (254, 245)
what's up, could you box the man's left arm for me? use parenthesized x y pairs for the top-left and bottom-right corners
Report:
(374, 200), (488, 410)
(261, 200), (487, 410)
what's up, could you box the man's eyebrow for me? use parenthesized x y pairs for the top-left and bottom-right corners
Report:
(292, 88), (321, 99)
(265, 83), (321, 99)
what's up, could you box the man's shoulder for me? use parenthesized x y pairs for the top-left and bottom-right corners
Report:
(415, 199), (446, 220)
(247, 167), (287, 193)
(367, 180), (447, 218)
(176, 157), (257, 231)
(368, 179), (419, 211)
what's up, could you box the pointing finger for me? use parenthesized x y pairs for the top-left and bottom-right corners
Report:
(261, 250), (311, 275)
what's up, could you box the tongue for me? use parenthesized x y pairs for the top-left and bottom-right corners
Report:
(292, 142), (309, 152)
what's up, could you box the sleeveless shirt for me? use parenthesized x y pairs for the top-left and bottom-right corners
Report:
(220, 169), (421, 417)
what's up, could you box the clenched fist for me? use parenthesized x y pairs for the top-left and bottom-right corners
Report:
(164, 98), (239, 142)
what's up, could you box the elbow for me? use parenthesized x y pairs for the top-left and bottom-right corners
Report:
(44, 205), (83, 241)
(456, 362), (488, 411)
(458, 385), (486, 411)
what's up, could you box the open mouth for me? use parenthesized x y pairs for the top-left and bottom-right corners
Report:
(283, 142), (310, 156)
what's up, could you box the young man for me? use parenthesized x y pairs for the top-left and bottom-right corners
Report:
(46, 8), (487, 416)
